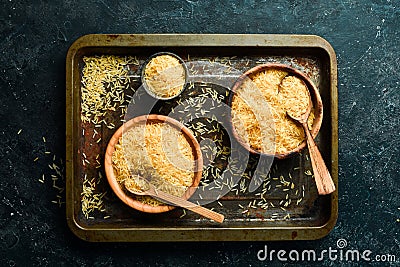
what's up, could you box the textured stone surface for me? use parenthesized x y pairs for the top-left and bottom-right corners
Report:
(0, 0), (399, 266)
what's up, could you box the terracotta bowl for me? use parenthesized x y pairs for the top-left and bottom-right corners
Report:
(104, 114), (203, 213)
(227, 63), (323, 159)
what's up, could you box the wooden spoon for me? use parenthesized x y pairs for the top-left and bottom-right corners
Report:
(124, 176), (224, 223)
(287, 91), (336, 195)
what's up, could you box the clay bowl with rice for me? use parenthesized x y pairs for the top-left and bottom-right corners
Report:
(227, 63), (323, 159)
(141, 52), (188, 100)
(104, 114), (203, 213)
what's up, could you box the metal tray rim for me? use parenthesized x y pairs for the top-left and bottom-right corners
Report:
(66, 33), (338, 242)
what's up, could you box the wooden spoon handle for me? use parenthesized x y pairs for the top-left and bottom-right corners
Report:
(302, 123), (336, 195)
(149, 189), (224, 223)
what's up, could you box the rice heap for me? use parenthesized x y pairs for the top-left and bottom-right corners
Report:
(112, 121), (195, 206)
(231, 68), (315, 154)
(81, 55), (134, 125)
(279, 76), (310, 118)
(144, 55), (186, 98)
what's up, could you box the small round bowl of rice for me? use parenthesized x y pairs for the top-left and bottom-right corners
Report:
(141, 52), (189, 100)
(104, 114), (203, 213)
(227, 63), (323, 159)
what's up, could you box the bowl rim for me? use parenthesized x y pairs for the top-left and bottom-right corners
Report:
(104, 114), (203, 213)
(141, 52), (189, 100)
(227, 63), (323, 159)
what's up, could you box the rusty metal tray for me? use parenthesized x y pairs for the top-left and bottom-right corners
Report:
(66, 34), (338, 242)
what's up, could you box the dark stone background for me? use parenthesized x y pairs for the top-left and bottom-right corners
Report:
(0, 0), (399, 266)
